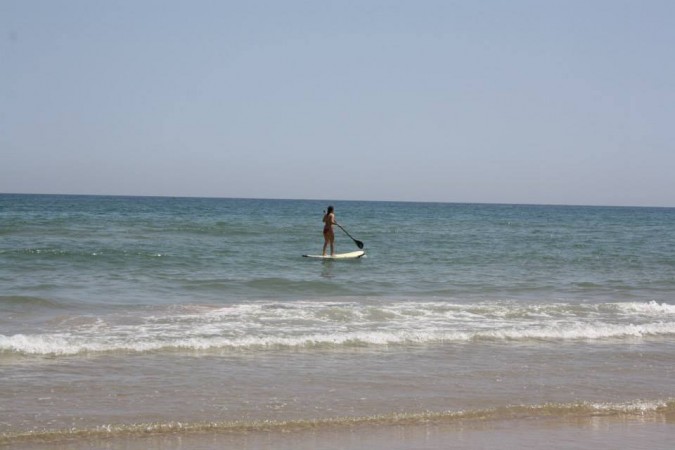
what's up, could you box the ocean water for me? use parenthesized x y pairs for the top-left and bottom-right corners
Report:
(1, 194), (675, 448)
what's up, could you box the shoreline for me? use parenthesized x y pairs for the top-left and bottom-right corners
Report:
(4, 407), (675, 450)
(4, 399), (674, 448)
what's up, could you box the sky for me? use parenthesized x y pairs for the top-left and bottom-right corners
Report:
(1, 1), (674, 206)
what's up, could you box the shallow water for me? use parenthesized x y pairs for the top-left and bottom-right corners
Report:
(2, 194), (675, 446)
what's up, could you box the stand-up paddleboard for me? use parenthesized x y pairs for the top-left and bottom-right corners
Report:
(303, 250), (365, 259)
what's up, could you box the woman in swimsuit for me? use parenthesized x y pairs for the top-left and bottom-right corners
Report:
(322, 206), (336, 256)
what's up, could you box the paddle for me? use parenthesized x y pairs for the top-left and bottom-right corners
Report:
(335, 223), (364, 249)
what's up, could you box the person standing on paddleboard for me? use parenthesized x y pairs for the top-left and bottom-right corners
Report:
(322, 206), (337, 256)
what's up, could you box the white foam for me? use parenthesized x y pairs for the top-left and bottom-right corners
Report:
(613, 300), (675, 315)
(3, 300), (675, 356)
(589, 399), (671, 413)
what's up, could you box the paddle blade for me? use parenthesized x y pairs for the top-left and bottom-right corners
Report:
(355, 240), (364, 249)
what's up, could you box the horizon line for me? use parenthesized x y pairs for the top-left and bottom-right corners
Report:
(1, 191), (673, 209)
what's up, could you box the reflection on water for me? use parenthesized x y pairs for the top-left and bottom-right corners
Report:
(321, 260), (334, 279)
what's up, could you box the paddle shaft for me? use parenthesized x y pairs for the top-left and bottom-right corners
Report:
(335, 223), (364, 249)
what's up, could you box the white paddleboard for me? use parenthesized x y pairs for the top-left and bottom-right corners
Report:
(303, 250), (365, 259)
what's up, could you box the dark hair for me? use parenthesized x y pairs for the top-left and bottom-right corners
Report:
(326, 206), (334, 213)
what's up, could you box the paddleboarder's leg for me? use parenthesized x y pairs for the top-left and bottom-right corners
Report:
(323, 228), (335, 256)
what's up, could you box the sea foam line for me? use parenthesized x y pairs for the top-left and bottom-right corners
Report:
(2, 321), (675, 356)
(1, 399), (673, 446)
(3, 300), (675, 356)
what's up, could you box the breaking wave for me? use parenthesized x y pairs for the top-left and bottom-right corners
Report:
(2, 300), (675, 356)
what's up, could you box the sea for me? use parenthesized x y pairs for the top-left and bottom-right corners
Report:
(1, 194), (675, 449)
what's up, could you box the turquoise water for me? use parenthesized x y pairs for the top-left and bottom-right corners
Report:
(2, 194), (675, 446)
(3, 195), (674, 307)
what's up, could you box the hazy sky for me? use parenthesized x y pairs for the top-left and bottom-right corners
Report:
(2, 1), (674, 206)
